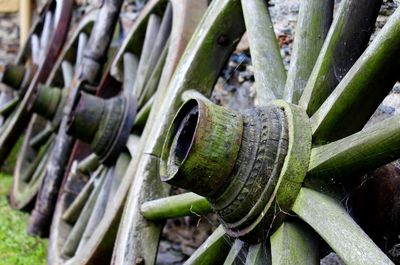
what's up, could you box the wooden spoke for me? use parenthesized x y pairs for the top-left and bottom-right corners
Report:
(21, 135), (53, 183)
(137, 39), (169, 109)
(141, 192), (212, 221)
(284, 0), (333, 104)
(106, 152), (131, 208)
(310, 7), (400, 143)
(307, 114), (400, 182)
(62, 175), (95, 224)
(123, 52), (139, 94)
(292, 188), (393, 265)
(223, 239), (247, 265)
(54, 0), (63, 26)
(132, 95), (153, 131)
(299, 0), (382, 116)
(135, 4), (172, 99)
(76, 153), (99, 175)
(76, 32), (88, 69)
(31, 34), (40, 65)
(76, 167), (114, 252)
(61, 168), (106, 258)
(61, 61), (74, 88)
(0, 97), (19, 116)
(28, 125), (54, 149)
(241, 0), (286, 104)
(40, 11), (54, 63)
(131, 14), (161, 96)
(184, 226), (231, 265)
(245, 243), (271, 265)
(270, 222), (319, 265)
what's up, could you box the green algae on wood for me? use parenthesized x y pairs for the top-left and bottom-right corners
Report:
(284, 0), (333, 104)
(241, 0), (286, 103)
(310, 6), (400, 144)
(299, 0), (382, 116)
(270, 222), (319, 265)
(141, 192), (212, 220)
(307, 114), (400, 180)
(184, 226), (231, 265)
(292, 188), (393, 265)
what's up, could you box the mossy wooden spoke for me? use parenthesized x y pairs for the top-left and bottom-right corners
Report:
(183, 226), (231, 265)
(61, 61), (74, 88)
(0, 97), (19, 116)
(307, 114), (400, 182)
(122, 52), (138, 94)
(137, 40), (169, 109)
(245, 243), (271, 265)
(241, 0), (286, 103)
(62, 176), (95, 224)
(76, 153), (99, 174)
(133, 95), (153, 131)
(270, 222), (319, 265)
(76, 32), (88, 70)
(61, 168), (106, 258)
(283, 0), (333, 104)
(292, 188), (393, 265)
(76, 167), (114, 252)
(299, 0), (382, 116)
(131, 14), (161, 95)
(310, 7), (400, 143)
(223, 239), (247, 265)
(135, 3), (172, 99)
(141, 192), (212, 220)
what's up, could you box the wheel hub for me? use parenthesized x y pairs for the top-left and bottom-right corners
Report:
(66, 91), (136, 165)
(161, 98), (311, 242)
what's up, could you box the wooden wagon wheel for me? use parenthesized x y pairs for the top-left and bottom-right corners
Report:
(9, 11), (98, 211)
(46, 1), (208, 264)
(0, 0), (73, 164)
(21, 0), (125, 237)
(109, 0), (400, 264)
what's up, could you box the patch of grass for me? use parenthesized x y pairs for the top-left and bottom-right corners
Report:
(0, 173), (47, 265)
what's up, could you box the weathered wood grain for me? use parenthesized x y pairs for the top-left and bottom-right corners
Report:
(307, 114), (400, 180)
(241, 0), (286, 104)
(184, 226), (231, 265)
(310, 5), (400, 143)
(284, 0), (333, 104)
(299, 0), (382, 116)
(292, 188), (393, 265)
(270, 222), (319, 265)
(141, 192), (212, 220)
